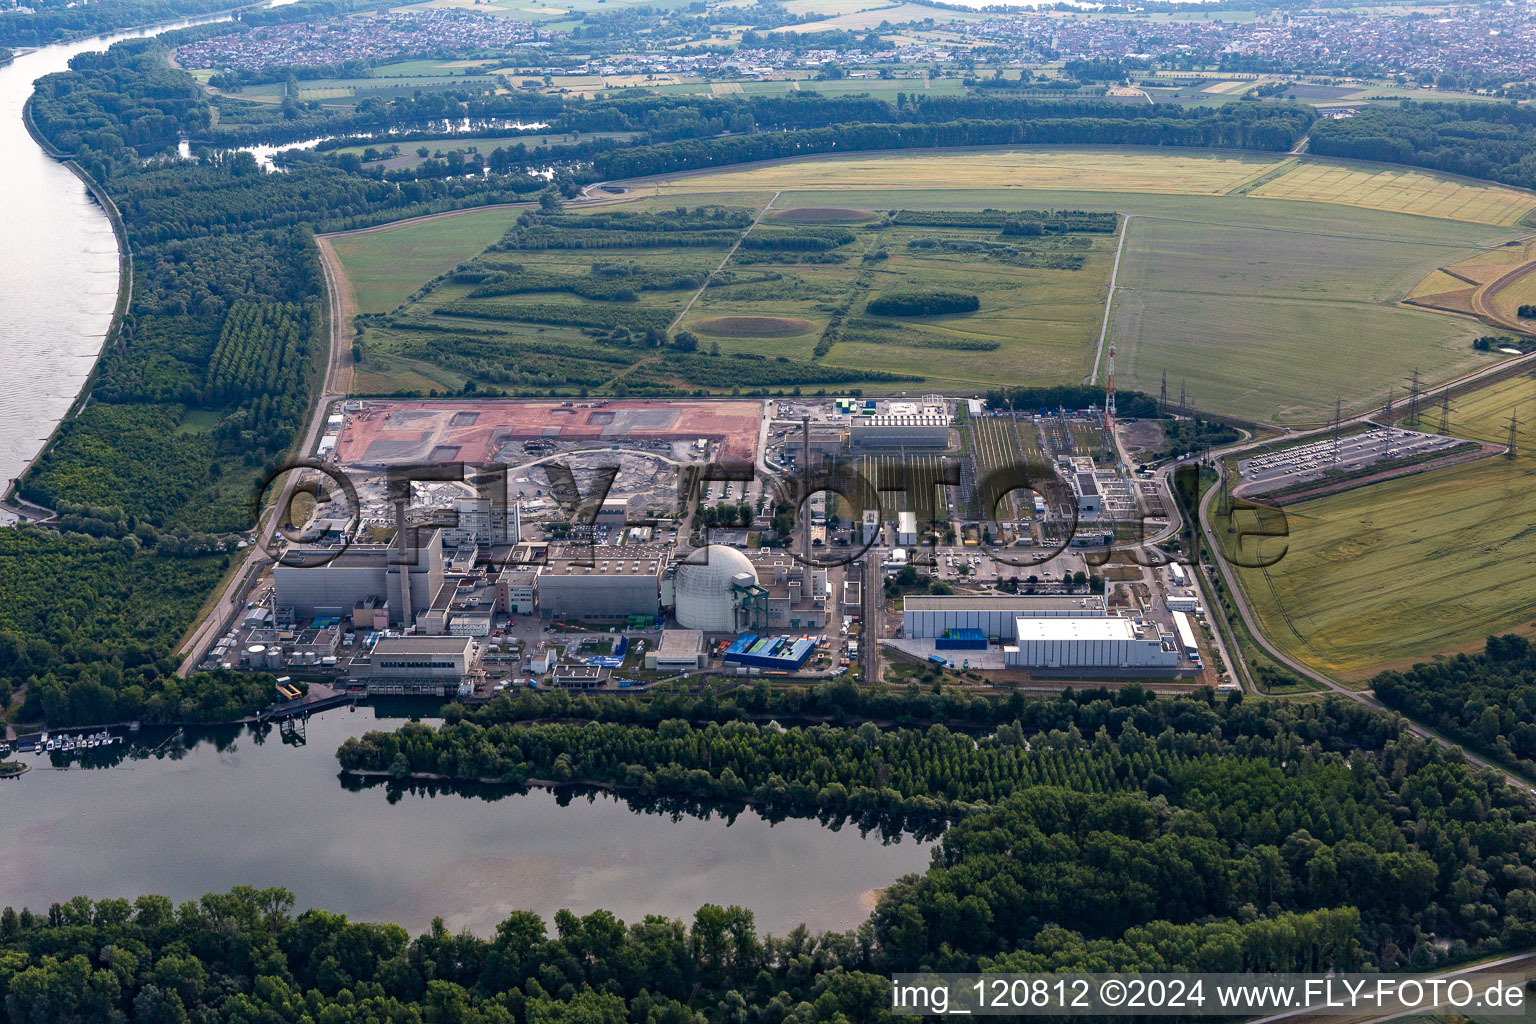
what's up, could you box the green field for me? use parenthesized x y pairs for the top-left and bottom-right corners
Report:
(1228, 453), (1536, 681)
(332, 191), (1126, 395)
(1107, 212), (1497, 424)
(328, 207), (531, 314)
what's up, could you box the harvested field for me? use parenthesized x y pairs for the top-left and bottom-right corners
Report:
(770, 208), (876, 223)
(691, 316), (816, 337)
(1247, 160), (1536, 226)
(653, 149), (1286, 197)
(1403, 288), (1477, 316)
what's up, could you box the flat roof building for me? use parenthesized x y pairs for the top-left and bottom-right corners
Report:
(363, 635), (473, 679)
(538, 545), (666, 620)
(646, 629), (705, 671)
(273, 529), (443, 629)
(1005, 617), (1180, 669)
(850, 414), (951, 449)
(904, 593), (1107, 640)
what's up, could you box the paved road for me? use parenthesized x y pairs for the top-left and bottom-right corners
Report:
(1087, 214), (1132, 385)
(176, 234), (354, 675)
(1193, 456), (1530, 789)
(1243, 948), (1536, 1024)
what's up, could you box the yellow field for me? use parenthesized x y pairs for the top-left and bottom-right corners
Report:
(1248, 160), (1536, 226)
(1232, 454), (1536, 680)
(1442, 371), (1536, 444)
(1405, 268), (1467, 299)
(653, 149), (1288, 196)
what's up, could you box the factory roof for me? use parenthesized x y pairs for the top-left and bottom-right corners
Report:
(904, 595), (1102, 612)
(372, 635), (473, 655)
(1013, 617), (1139, 642)
(654, 629), (704, 658)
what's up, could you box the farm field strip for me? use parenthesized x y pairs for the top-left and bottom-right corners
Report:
(1247, 160), (1536, 226)
(649, 150), (1536, 226)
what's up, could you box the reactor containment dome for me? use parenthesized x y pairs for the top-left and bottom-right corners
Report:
(674, 545), (758, 633)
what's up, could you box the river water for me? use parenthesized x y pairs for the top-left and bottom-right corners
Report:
(2, 709), (933, 933)
(0, 35), (126, 517)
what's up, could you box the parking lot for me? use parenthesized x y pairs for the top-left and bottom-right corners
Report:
(1238, 427), (1466, 495)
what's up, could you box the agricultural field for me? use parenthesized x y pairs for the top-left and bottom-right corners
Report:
(1106, 213), (1497, 423)
(332, 149), (1528, 419)
(652, 148), (1290, 197)
(328, 206), (530, 314)
(331, 192), (1126, 395)
(1247, 159), (1536, 226)
(1228, 451), (1536, 681)
(1438, 369), (1536, 445)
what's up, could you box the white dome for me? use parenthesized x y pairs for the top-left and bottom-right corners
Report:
(674, 545), (757, 633)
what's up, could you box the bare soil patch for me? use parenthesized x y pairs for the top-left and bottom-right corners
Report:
(691, 316), (815, 337)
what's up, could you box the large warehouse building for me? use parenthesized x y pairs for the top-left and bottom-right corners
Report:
(1004, 617), (1180, 669)
(273, 529), (444, 628)
(903, 594), (1108, 640)
(363, 635), (474, 679)
(537, 547), (666, 620)
(849, 414), (952, 449)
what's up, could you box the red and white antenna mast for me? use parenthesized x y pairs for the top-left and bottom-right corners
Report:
(1105, 341), (1117, 425)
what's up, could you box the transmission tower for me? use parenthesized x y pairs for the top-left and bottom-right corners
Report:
(1178, 379), (1187, 415)
(1159, 370), (1168, 416)
(1406, 369), (1422, 428)
(1382, 387), (1394, 426)
(1508, 407), (1521, 460)
(1437, 393), (1452, 436)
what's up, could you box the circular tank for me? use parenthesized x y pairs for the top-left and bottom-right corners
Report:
(674, 545), (757, 633)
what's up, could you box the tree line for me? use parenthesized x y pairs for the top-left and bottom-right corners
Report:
(339, 685), (1536, 975)
(1310, 101), (1536, 192)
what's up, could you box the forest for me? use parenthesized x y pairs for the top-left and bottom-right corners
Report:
(3, 688), (1528, 1024)
(1373, 635), (1536, 775)
(866, 292), (980, 317)
(333, 684), (1536, 978)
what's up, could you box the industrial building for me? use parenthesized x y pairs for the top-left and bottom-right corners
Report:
(1173, 611), (1201, 660)
(849, 414), (952, 449)
(723, 634), (818, 671)
(273, 529), (444, 629)
(363, 635), (474, 679)
(903, 593), (1108, 640)
(1004, 617), (1180, 669)
(439, 496), (519, 550)
(749, 552), (829, 630)
(646, 630), (706, 671)
(537, 546), (666, 620)
(497, 568), (537, 615)
(671, 545), (759, 633)
(896, 511), (919, 546)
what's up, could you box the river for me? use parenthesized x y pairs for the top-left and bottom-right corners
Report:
(0, 8), (936, 935)
(2, 708), (933, 934)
